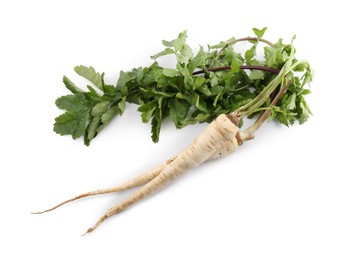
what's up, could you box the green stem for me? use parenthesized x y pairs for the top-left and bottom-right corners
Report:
(243, 79), (291, 137)
(192, 65), (279, 76)
(232, 37), (274, 46)
(216, 37), (274, 58)
(235, 45), (296, 117)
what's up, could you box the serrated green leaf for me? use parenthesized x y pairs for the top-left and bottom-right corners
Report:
(245, 45), (256, 64)
(118, 97), (126, 114)
(210, 73), (219, 87)
(169, 99), (190, 128)
(211, 85), (224, 95)
(97, 106), (120, 132)
(142, 88), (174, 97)
(91, 101), (110, 117)
(253, 27), (267, 39)
(151, 48), (174, 60)
(177, 63), (194, 89)
(55, 94), (90, 112)
(197, 84), (212, 96)
(188, 46), (206, 72)
(210, 37), (236, 49)
(162, 68), (178, 77)
(138, 100), (158, 123)
(74, 65), (103, 90)
(102, 84), (116, 96)
(101, 106), (120, 124)
(86, 85), (101, 97)
(286, 93), (296, 110)
(84, 105), (121, 145)
(133, 67), (144, 84)
(117, 71), (131, 87)
(54, 93), (94, 140)
(192, 77), (207, 90)
(63, 76), (83, 94)
(249, 70), (265, 80)
(162, 40), (173, 47)
(297, 99), (311, 124)
(151, 107), (162, 142)
(181, 113), (209, 127)
(171, 31), (187, 52)
(84, 116), (101, 145)
(54, 111), (89, 139)
(177, 44), (193, 65)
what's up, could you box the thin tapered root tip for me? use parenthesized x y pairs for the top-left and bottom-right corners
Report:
(31, 210), (47, 214)
(81, 228), (94, 236)
(30, 202), (69, 214)
(30, 189), (115, 215)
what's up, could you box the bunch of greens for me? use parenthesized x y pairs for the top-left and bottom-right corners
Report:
(54, 28), (312, 145)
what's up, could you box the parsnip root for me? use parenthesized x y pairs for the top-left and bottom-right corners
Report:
(35, 114), (245, 234)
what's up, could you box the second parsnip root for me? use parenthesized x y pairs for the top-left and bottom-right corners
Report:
(34, 113), (246, 234)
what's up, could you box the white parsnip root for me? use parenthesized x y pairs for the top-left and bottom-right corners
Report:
(33, 113), (247, 234)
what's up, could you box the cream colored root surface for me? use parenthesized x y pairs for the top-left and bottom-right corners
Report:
(209, 139), (239, 160)
(32, 157), (175, 214)
(84, 114), (240, 234)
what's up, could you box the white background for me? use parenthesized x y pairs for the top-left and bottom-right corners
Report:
(1, 0), (350, 259)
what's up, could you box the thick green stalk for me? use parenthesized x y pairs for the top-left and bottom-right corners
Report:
(235, 46), (296, 117)
(242, 78), (291, 137)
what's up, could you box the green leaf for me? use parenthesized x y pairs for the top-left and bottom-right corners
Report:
(177, 44), (193, 65)
(55, 94), (90, 112)
(249, 70), (265, 80)
(211, 85), (224, 95)
(245, 45), (256, 64)
(188, 46), (206, 72)
(151, 48), (174, 60)
(162, 40), (173, 47)
(209, 72), (219, 87)
(264, 46), (284, 68)
(117, 71), (131, 87)
(138, 100), (158, 123)
(286, 93), (296, 110)
(297, 99), (311, 124)
(210, 37), (236, 49)
(177, 63), (194, 89)
(84, 116), (101, 145)
(91, 101), (109, 117)
(102, 84), (116, 96)
(151, 107), (162, 142)
(162, 68), (178, 77)
(118, 97), (127, 114)
(74, 65), (103, 90)
(181, 113), (209, 127)
(170, 31), (187, 52)
(54, 94), (94, 139)
(133, 67), (144, 84)
(54, 111), (89, 139)
(142, 88), (174, 98)
(63, 76), (83, 94)
(169, 99), (190, 128)
(101, 106), (120, 124)
(84, 105), (121, 146)
(192, 77), (207, 90)
(253, 27), (267, 39)
(213, 92), (222, 106)
(97, 106), (120, 132)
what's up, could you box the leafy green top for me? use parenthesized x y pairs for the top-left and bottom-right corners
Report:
(54, 28), (312, 145)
